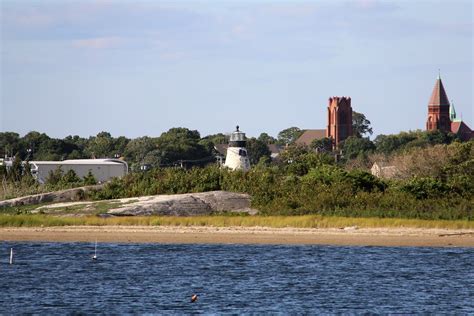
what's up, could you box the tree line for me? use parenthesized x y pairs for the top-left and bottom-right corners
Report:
(85, 139), (472, 220)
(1, 110), (472, 221)
(0, 128), (278, 170)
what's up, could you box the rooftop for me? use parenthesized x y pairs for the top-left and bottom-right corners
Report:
(295, 129), (326, 147)
(428, 77), (450, 107)
(29, 159), (127, 166)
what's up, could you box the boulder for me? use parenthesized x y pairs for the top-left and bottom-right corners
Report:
(107, 191), (255, 216)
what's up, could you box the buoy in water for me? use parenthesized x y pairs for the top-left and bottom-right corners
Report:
(92, 240), (98, 260)
(191, 294), (198, 303)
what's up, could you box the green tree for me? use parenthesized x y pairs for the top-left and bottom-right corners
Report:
(87, 132), (114, 158)
(64, 135), (88, 159)
(21, 161), (36, 186)
(45, 166), (63, 185)
(423, 130), (458, 145)
(62, 169), (81, 184)
(83, 170), (97, 185)
(340, 136), (375, 160)
(8, 155), (23, 182)
(0, 164), (7, 180)
(246, 138), (271, 165)
(0, 132), (22, 159)
(22, 131), (53, 160)
(352, 111), (373, 138)
(258, 133), (277, 144)
(113, 136), (130, 158)
(124, 136), (158, 167)
(143, 149), (162, 168)
(279, 146), (334, 176)
(374, 130), (458, 155)
(201, 133), (227, 145)
(198, 139), (216, 155)
(156, 128), (211, 165)
(277, 127), (303, 146)
(374, 134), (402, 155)
(311, 137), (333, 152)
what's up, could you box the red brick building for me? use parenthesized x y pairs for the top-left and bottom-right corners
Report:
(295, 96), (354, 148)
(426, 75), (451, 132)
(326, 96), (353, 146)
(425, 75), (473, 141)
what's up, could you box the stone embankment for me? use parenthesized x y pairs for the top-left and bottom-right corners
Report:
(0, 185), (103, 208)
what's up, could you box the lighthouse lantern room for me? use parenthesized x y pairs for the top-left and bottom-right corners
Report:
(224, 126), (251, 171)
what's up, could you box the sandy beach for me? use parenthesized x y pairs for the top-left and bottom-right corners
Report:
(1, 226), (473, 247)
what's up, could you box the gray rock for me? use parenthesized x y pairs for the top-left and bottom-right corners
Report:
(108, 191), (255, 216)
(0, 185), (103, 208)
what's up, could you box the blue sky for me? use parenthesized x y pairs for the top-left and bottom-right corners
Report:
(1, 0), (472, 139)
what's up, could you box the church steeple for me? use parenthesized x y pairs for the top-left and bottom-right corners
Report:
(450, 102), (461, 122)
(428, 76), (450, 107)
(426, 74), (451, 132)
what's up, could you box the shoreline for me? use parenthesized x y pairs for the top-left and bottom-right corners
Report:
(1, 226), (474, 247)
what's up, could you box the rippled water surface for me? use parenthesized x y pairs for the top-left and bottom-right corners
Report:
(1, 242), (473, 314)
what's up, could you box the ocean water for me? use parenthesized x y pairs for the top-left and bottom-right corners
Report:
(1, 242), (473, 314)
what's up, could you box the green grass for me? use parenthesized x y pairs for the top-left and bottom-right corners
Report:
(0, 203), (50, 215)
(0, 214), (472, 230)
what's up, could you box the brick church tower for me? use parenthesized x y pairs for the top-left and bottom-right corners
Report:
(426, 75), (451, 132)
(326, 96), (353, 146)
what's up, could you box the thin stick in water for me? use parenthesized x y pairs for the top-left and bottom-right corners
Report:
(92, 240), (97, 260)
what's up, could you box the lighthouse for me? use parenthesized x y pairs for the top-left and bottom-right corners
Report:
(224, 126), (251, 171)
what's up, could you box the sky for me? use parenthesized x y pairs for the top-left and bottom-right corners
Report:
(1, 0), (472, 139)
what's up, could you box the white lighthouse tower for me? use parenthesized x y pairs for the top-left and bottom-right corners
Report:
(224, 126), (251, 171)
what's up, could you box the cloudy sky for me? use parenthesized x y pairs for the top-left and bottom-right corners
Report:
(1, 0), (472, 139)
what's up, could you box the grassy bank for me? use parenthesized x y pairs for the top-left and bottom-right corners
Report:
(0, 214), (472, 230)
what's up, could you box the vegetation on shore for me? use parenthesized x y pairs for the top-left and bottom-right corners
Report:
(1, 124), (473, 222)
(81, 139), (472, 221)
(0, 214), (472, 230)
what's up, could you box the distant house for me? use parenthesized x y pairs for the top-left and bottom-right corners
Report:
(371, 162), (398, 179)
(294, 129), (326, 147)
(267, 144), (282, 159)
(29, 159), (128, 184)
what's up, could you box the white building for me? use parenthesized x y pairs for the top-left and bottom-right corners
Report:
(224, 126), (251, 171)
(27, 159), (128, 184)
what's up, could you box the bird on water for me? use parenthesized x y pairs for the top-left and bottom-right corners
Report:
(191, 294), (198, 303)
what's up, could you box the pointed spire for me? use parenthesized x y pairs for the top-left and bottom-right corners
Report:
(449, 101), (457, 121)
(428, 74), (450, 107)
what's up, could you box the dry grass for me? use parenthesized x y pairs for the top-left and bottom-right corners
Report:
(0, 214), (472, 230)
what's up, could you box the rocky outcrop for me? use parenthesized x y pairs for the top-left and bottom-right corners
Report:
(0, 185), (103, 208)
(107, 191), (255, 216)
(1, 189), (257, 216)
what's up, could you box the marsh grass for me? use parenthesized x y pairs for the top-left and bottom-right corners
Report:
(0, 214), (472, 230)
(0, 203), (48, 215)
